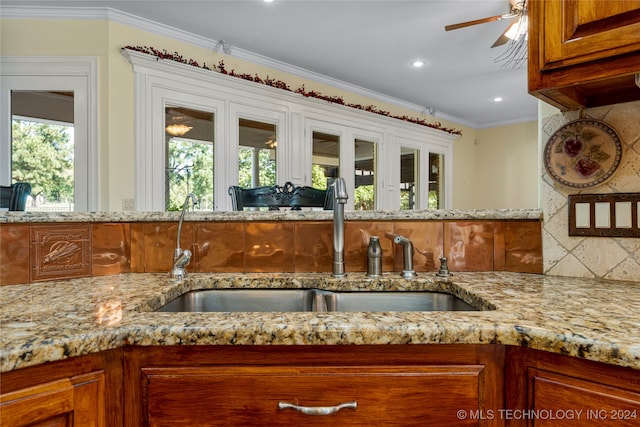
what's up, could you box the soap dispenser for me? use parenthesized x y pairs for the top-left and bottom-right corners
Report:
(367, 236), (382, 278)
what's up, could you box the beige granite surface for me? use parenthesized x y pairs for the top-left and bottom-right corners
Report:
(0, 208), (541, 223)
(1, 271), (639, 372)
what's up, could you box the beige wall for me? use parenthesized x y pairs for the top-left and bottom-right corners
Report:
(2, 17), (538, 211)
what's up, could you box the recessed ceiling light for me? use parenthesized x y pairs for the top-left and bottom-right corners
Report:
(263, 0), (275, 3)
(493, 97), (504, 102)
(411, 60), (425, 68)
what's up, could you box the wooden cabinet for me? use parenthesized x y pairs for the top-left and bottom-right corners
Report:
(125, 345), (506, 426)
(0, 350), (123, 427)
(505, 347), (640, 426)
(528, 0), (640, 110)
(3, 343), (640, 426)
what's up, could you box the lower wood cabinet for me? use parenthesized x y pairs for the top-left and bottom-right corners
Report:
(124, 345), (505, 426)
(505, 347), (640, 427)
(3, 344), (640, 426)
(0, 350), (123, 427)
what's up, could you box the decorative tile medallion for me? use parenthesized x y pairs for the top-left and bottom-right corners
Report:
(543, 118), (623, 189)
(30, 225), (92, 281)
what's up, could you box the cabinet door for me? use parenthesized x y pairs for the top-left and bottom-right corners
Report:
(506, 347), (640, 427)
(0, 371), (105, 427)
(538, 0), (640, 69)
(142, 365), (487, 426)
(528, 0), (640, 109)
(1, 378), (74, 426)
(529, 368), (640, 427)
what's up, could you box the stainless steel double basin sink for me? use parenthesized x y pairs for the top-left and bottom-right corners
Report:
(156, 288), (479, 313)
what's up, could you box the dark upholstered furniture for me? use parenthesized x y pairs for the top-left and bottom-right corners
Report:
(228, 182), (333, 211)
(0, 182), (32, 211)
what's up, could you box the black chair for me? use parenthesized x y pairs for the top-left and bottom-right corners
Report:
(228, 182), (333, 211)
(0, 182), (32, 211)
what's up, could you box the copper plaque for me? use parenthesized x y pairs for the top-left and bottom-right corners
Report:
(31, 225), (92, 281)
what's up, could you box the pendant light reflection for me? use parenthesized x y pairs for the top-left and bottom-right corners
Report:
(165, 123), (193, 137)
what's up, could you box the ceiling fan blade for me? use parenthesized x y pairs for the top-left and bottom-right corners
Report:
(492, 17), (526, 48)
(444, 15), (504, 31)
(491, 28), (512, 48)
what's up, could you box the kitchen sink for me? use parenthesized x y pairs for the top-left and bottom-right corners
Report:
(318, 290), (477, 312)
(155, 289), (479, 312)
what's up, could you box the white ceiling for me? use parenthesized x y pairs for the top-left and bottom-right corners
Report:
(2, 0), (540, 128)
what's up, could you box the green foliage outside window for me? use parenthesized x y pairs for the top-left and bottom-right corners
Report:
(311, 164), (328, 189)
(11, 119), (74, 207)
(354, 185), (374, 210)
(166, 138), (213, 211)
(237, 148), (276, 188)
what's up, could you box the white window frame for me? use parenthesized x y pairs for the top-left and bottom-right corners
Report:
(0, 56), (99, 211)
(350, 128), (385, 211)
(143, 86), (224, 211)
(229, 102), (287, 190)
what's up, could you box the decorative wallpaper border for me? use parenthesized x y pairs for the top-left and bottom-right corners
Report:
(123, 46), (462, 136)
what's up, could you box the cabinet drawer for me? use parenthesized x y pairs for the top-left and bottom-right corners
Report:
(142, 365), (486, 426)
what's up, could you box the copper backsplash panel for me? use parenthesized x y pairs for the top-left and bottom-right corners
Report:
(195, 222), (245, 272)
(244, 222), (295, 272)
(294, 222), (333, 272)
(0, 224), (30, 285)
(30, 224), (92, 282)
(92, 223), (131, 276)
(137, 222), (195, 273)
(444, 222), (495, 272)
(344, 221), (395, 272)
(2, 219), (543, 284)
(504, 222), (543, 274)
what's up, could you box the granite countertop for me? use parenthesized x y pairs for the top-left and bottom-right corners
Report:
(0, 208), (541, 223)
(1, 271), (639, 373)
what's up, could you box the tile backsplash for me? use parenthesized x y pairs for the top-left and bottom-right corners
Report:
(0, 219), (542, 285)
(541, 100), (640, 281)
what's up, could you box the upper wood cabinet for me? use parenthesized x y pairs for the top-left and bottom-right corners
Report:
(528, 0), (640, 110)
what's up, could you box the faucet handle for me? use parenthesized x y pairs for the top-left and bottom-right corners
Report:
(436, 256), (452, 277)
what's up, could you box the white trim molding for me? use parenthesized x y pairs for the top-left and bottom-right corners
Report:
(0, 55), (99, 211)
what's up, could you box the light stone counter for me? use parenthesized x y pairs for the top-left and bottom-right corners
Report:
(0, 208), (541, 223)
(1, 271), (638, 372)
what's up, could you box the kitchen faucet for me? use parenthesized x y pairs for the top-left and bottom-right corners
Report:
(170, 193), (198, 279)
(387, 233), (416, 280)
(332, 177), (348, 277)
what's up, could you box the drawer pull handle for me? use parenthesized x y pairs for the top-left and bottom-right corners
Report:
(278, 400), (357, 416)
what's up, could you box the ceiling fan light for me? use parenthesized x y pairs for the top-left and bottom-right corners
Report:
(505, 16), (528, 41)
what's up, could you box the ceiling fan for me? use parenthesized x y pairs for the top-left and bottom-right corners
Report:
(444, 0), (528, 48)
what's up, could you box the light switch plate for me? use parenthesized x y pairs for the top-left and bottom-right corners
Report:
(569, 193), (640, 237)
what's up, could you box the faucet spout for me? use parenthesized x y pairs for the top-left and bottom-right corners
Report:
(171, 193), (198, 279)
(387, 233), (416, 280)
(332, 177), (348, 277)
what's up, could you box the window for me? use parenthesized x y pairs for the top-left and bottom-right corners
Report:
(354, 138), (376, 210)
(238, 118), (277, 188)
(400, 147), (419, 210)
(312, 131), (340, 190)
(429, 152), (444, 209)
(165, 106), (214, 211)
(1, 57), (98, 211)
(12, 111), (75, 211)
